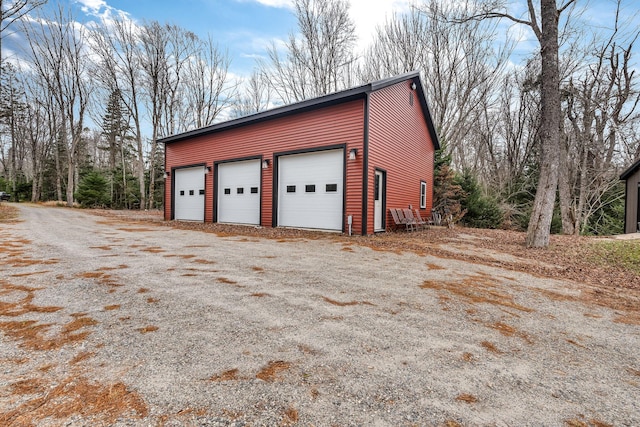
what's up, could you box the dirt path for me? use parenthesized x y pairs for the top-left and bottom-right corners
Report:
(0, 204), (639, 426)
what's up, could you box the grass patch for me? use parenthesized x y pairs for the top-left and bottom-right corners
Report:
(589, 240), (640, 275)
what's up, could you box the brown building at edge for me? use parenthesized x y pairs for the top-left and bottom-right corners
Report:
(159, 71), (440, 235)
(621, 158), (640, 234)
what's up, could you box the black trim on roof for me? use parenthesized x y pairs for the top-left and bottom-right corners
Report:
(621, 158), (640, 180)
(159, 71), (440, 150)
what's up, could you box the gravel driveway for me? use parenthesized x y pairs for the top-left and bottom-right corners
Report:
(1, 204), (639, 426)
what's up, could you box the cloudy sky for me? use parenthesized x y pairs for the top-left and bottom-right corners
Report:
(69, 0), (415, 75)
(3, 0), (637, 80)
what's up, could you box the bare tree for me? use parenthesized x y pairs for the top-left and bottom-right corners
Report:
(362, 2), (512, 171)
(91, 16), (146, 210)
(359, 9), (427, 82)
(562, 13), (640, 235)
(261, 0), (357, 103)
(457, 0), (577, 247)
(13, 69), (51, 202)
(0, 0), (46, 70)
(160, 24), (192, 136)
(139, 20), (169, 210)
(177, 33), (234, 132)
(22, 5), (92, 206)
(232, 70), (272, 118)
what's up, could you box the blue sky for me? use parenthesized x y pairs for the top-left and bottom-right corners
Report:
(3, 0), (638, 81)
(69, 0), (416, 77)
(72, 0), (640, 76)
(84, 0), (299, 73)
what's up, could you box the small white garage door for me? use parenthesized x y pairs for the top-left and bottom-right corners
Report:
(217, 159), (261, 225)
(278, 149), (344, 231)
(174, 166), (206, 221)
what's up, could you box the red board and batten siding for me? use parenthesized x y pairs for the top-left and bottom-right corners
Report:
(165, 100), (366, 232)
(368, 81), (435, 234)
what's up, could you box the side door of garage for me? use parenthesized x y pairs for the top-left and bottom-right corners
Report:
(278, 149), (344, 231)
(217, 159), (261, 225)
(174, 166), (206, 221)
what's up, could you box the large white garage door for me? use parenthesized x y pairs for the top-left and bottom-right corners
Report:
(174, 166), (205, 221)
(278, 149), (344, 231)
(217, 159), (261, 225)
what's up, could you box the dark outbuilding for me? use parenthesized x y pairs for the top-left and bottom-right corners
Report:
(621, 158), (640, 234)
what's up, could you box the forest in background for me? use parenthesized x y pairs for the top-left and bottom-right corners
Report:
(1, 0), (639, 242)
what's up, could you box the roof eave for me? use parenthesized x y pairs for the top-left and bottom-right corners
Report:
(159, 70), (441, 151)
(160, 86), (372, 145)
(620, 158), (640, 180)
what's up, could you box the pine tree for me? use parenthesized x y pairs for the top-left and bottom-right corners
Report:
(101, 89), (128, 206)
(75, 170), (109, 208)
(432, 144), (466, 226)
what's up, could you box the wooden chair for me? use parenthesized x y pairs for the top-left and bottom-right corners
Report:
(401, 208), (420, 232)
(390, 208), (413, 231)
(431, 209), (442, 226)
(413, 209), (430, 230)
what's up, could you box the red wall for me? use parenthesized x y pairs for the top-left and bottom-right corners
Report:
(368, 81), (436, 234)
(164, 100), (365, 232)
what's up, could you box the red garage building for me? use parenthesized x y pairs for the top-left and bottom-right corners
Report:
(161, 71), (440, 235)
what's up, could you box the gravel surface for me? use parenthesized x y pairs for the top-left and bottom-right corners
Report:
(1, 204), (639, 426)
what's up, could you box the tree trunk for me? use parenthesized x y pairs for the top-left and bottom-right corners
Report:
(525, 0), (561, 248)
(10, 92), (18, 202)
(148, 139), (157, 210)
(30, 135), (39, 202)
(66, 154), (74, 207)
(558, 133), (574, 234)
(134, 127), (146, 211)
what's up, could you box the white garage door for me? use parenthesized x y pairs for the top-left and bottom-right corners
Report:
(174, 166), (205, 221)
(278, 149), (344, 231)
(217, 159), (261, 225)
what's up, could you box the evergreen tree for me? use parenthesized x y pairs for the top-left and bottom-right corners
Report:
(75, 171), (110, 208)
(0, 63), (28, 202)
(101, 89), (128, 205)
(432, 144), (466, 226)
(457, 169), (503, 229)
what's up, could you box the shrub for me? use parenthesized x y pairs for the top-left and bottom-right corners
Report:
(75, 171), (110, 208)
(432, 145), (466, 224)
(457, 170), (503, 229)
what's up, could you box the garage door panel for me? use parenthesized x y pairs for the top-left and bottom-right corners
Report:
(174, 167), (205, 221)
(217, 160), (261, 225)
(278, 150), (343, 231)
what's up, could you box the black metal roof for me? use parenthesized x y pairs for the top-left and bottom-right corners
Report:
(620, 157), (640, 180)
(159, 70), (440, 150)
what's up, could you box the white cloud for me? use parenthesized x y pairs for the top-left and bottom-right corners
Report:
(75, 0), (108, 14)
(348, 0), (413, 50)
(243, 0), (415, 51)
(246, 0), (294, 8)
(74, 0), (133, 25)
